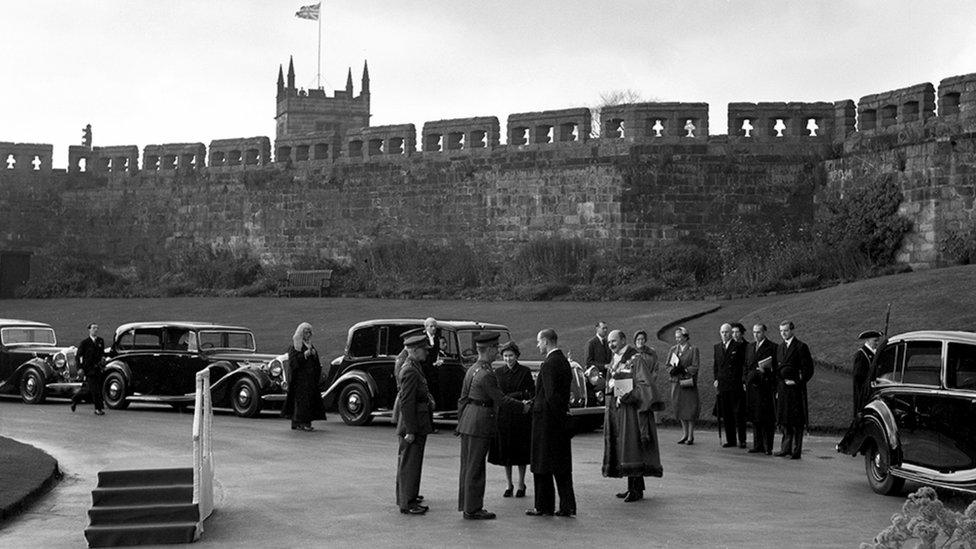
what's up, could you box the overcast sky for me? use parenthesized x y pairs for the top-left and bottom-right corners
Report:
(3, 1), (975, 168)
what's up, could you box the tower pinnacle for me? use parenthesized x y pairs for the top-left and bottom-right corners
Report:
(346, 67), (353, 94)
(287, 56), (296, 90)
(277, 64), (285, 97)
(361, 60), (370, 94)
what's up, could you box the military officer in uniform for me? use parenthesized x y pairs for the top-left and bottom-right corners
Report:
(852, 330), (881, 417)
(456, 332), (529, 520)
(395, 333), (434, 515)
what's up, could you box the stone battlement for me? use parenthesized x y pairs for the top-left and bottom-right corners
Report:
(4, 70), (976, 273)
(6, 72), (974, 176)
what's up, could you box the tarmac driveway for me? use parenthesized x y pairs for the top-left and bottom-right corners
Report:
(0, 399), (904, 548)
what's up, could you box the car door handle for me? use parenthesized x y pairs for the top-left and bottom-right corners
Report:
(153, 354), (161, 357)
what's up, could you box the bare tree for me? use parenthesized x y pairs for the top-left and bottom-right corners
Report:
(589, 89), (648, 138)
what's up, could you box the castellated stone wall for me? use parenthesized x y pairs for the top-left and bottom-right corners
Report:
(0, 143), (822, 269)
(3, 72), (976, 271)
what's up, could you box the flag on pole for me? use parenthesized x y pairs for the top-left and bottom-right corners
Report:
(295, 3), (320, 20)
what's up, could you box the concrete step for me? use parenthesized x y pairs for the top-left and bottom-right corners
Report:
(88, 502), (199, 525)
(91, 485), (193, 507)
(84, 521), (198, 547)
(97, 467), (193, 488)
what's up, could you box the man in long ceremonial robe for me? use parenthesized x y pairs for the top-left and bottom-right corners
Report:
(602, 330), (663, 502)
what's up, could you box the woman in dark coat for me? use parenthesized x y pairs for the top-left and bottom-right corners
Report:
(488, 341), (534, 498)
(281, 322), (327, 431)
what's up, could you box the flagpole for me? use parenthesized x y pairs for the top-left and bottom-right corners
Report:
(316, 5), (322, 89)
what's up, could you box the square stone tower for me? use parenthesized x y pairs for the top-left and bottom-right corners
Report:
(275, 56), (371, 141)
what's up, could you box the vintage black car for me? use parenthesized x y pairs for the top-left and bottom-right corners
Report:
(0, 318), (81, 403)
(101, 321), (287, 417)
(322, 319), (607, 428)
(837, 331), (976, 495)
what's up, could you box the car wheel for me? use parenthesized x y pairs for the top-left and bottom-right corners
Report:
(865, 439), (904, 496)
(231, 377), (262, 418)
(338, 382), (373, 426)
(19, 368), (47, 404)
(102, 371), (130, 410)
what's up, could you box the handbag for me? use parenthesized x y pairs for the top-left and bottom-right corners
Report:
(679, 377), (695, 388)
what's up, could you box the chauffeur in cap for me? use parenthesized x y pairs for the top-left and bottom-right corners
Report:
(456, 332), (529, 520)
(396, 333), (434, 515)
(852, 330), (882, 418)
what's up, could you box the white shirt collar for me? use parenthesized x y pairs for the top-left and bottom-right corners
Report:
(784, 337), (794, 346)
(546, 347), (559, 356)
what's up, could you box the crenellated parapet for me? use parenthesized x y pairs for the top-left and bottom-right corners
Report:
(727, 102), (834, 142)
(507, 108), (591, 147)
(1, 142), (53, 173)
(856, 82), (935, 135)
(342, 124), (416, 162)
(601, 102), (708, 141)
(142, 143), (207, 173)
(209, 137), (271, 171)
(95, 146), (140, 174)
(422, 117), (500, 154)
(67, 144), (139, 175)
(937, 73), (976, 133)
(274, 131), (338, 165)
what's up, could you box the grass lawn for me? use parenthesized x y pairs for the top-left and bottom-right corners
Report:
(736, 264), (976, 371)
(0, 298), (715, 365)
(679, 264), (976, 431)
(2, 264), (971, 430)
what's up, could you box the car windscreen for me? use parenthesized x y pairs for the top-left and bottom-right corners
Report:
(0, 327), (57, 346)
(198, 331), (256, 352)
(456, 330), (512, 361)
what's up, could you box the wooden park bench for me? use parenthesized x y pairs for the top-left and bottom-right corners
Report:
(282, 269), (333, 297)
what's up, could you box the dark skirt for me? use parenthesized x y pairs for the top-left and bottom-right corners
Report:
(669, 379), (700, 421)
(488, 409), (532, 466)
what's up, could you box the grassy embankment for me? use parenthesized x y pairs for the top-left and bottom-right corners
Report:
(679, 265), (976, 431)
(3, 264), (973, 430)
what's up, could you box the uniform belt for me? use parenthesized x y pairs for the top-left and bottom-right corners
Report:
(468, 399), (493, 407)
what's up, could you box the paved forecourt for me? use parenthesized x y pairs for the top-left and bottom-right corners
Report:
(0, 399), (902, 548)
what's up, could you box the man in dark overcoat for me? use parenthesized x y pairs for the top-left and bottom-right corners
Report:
(713, 323), (745, 448)
(71, 323), (106, 415)
(395, 333), (434, 515)
(744, 324), (777, 454)
(602, 330), (663, 502)
(526, 329), (577, 517)
(773, 321), (815, 459)
(584, 321), (611, 383)
(851, 330), (881, 418)
(455, 332), (526, 520)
